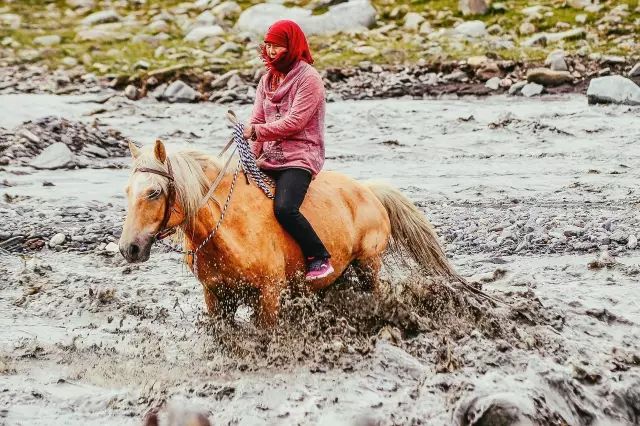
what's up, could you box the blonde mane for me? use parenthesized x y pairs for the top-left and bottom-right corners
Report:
(130, 148), (227, 227)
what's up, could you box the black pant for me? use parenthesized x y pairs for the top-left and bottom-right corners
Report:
(268, 168), (330, 259)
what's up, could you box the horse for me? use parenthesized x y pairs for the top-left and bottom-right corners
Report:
(118, 139), (463, 326)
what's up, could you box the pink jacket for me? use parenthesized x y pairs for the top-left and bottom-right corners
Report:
(249, 61), (326, 176)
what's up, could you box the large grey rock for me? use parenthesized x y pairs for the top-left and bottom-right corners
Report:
(81, 10), (121, 26)
(454, 20), (487, 37)
(235, 0), (376, 36)
(521, 82), (543, 97)
(184, 25), (224, 42)
(587, 75), (640, 106)
(485, 77), (501, 90)
(527, 68), (573, 86)
(459, 0), (490, 15)
(164, 80), (199, 103)
(30, 143), (75, 170)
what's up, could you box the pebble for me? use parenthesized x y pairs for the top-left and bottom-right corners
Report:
(105, 242), (119, 253)
(49, 233), (66, 247)
(124, 85), (138, 100)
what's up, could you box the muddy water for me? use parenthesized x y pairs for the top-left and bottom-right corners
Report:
(1, 94), (640, 425)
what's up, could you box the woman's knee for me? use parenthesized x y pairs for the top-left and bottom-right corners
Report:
(274, 202), (298, 222)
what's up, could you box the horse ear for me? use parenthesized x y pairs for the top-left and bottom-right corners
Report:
(154, 139), (167, 163)
(129, 141), (141, 159)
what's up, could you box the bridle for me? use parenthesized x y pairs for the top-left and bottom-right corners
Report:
(134, 158), (178, 241)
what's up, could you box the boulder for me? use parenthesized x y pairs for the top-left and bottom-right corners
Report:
(163, 80), (199, 103)
(81, 10), (121, 26)
(587, 75), (640, 106)
(459, 0), (490, 15)
(527, 68), (573, 86)
(521, 82), (543, 97)
(235, 0), (377, 36)
(184, 25), (224, 42)
(29, 143), (75, 170)
(508, 80), (527, 95)
(454, 20), (487, 37)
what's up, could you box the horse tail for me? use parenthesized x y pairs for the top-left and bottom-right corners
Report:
(365, 181), (463, 282)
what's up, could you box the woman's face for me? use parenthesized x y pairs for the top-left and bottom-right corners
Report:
(265, 42), (287, 59)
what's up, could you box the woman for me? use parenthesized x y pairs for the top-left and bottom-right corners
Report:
(243, 19), (333, 281)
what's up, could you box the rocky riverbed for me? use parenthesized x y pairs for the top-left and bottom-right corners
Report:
(1, 93), (640, 425)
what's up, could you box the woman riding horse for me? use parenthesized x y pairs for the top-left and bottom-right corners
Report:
(243, 20), (333, 281)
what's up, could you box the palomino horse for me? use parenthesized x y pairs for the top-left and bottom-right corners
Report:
(119, 140), (462, 325)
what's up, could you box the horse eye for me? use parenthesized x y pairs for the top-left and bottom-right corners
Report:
(148, 189), (162, 199)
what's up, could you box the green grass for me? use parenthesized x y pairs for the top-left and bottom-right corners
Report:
(0, 0), (638, 76)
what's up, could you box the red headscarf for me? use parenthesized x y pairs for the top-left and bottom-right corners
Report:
(261, 20), (314, 76)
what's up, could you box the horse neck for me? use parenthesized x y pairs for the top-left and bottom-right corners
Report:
(179, 164), (242, 258)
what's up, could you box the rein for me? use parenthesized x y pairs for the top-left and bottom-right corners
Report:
(132, 109), (267, 279)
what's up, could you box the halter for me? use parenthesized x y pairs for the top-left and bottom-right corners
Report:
(134, 158), (177, 241)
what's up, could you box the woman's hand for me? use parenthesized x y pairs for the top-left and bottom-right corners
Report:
(243, 124), (255, 140)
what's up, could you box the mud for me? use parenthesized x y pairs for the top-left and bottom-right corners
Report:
(1, 93), (640, 425)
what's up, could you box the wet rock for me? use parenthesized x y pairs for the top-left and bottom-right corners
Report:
(455, 21), (487, 38)
(485, 77), (501, 91)
(49, 233), (66, 247)
(81, 10), (121, 26)
(184, 25), (224, 42)
(587, 76), (640, 106)
(521, 82), (543, 97)
(33, 35), (61, 47)
(124, 85), (139, 100)
(527, 68), (573, 87)
(545, 50), (568, 71)
(235, 1), (376, 35)
(629, 63), (640, 78)
(29, 143), (74, 170)
(164, 80), (199, 103)
(459, 0), (490, 16)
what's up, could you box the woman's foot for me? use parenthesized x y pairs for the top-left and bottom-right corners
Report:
(305, 257), (334, 281)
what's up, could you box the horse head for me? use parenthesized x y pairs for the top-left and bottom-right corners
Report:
(119, 139), (185, 263)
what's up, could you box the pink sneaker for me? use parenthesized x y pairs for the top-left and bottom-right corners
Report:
(305, 257), (334, 281)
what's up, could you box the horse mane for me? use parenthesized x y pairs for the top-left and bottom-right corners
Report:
(131, 148), (228, 227)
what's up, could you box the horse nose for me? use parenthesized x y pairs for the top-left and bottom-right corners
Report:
(128, 243), (140, 260)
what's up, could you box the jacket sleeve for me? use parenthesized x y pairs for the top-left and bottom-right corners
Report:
(248, 78), (266, 158)
(253, 73), (324, 142)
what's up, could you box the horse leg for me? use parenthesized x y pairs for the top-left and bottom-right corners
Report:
(257, 281), (285, 327)
(203, 285), (238, 320)
(353, 256), (382, 293)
